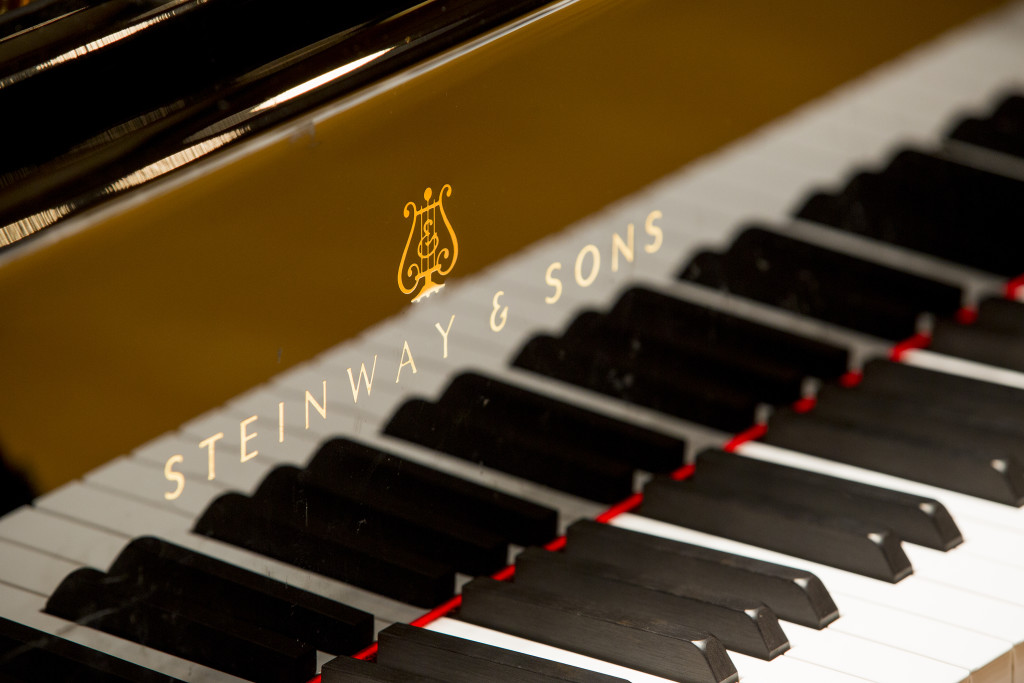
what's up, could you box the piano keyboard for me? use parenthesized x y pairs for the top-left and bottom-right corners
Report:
(3, 0), (1024, 681)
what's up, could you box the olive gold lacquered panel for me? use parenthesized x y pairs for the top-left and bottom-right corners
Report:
(0, 0), (1004, 491)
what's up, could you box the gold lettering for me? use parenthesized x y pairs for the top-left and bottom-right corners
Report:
(490, 291), (508, 332)
(612, 223), (635, 272)
(347, 356), (377, 403)
(278, 401), (284, 443)
(163, 455), (185, 501)
(644, 210), (663, 254)
(396, 341), (418, 383)
(574, 244), (600, 287)
(305, 380), (327, 429)
(199, 432), (224, 481)
(544, 262), (563, 304)
(434, 314), (455, 358)
(240, 415), (259, 462)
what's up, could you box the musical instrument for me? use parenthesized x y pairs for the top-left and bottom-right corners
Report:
(2, 0), (1023, 681)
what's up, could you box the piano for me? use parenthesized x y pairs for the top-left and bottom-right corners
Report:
(1, 0), (1023, 680)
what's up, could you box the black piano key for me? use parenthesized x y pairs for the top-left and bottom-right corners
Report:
(949, 94), (1024, 159)
(513, 547), (789, 660)
(0, 615), (184, 682)
(692, 448), (962, 550)
(764, 407), (1024, 506)
(106, 536), (373, 655)
(433, 373), (686, 474)
(639, 477), (912, 582)
(193, 492), (455, 607)
(930, 319), (1024, 372)
(561, 310), (808, 404)
(855, 358), (1024, 430)
(797, 150), (1024, 277)
(817, 375), (1024, 440)
(256, 465), (508, 576)
(564, 520), (839, 629)
(513, 334), (765, 433)
(386, 398), (636, 502)
(377, 623), (630, 683)
(306, 437), (558, 546)
(322, 656), (447, 683)
(974, 297), (1024, 336)
(606, 288), (850, 381)
(45, 568), (316, 683)
(679, 227), (963, 340)
(812, 384), (1024, 471)
(459, 577), (738, 683)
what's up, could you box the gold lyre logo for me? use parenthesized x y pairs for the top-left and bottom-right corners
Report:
(398, 184), (459, 302)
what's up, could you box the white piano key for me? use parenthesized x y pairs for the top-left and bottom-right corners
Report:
(225, 382), (383, 439)
(826, 595), (1013, 683)
(132, 431), (273, 493)
(35, 482), (193, 538)
(0, 582), (246, 682)
(431, 617), (921, 683)
(425, 616), (693, 683)
(87, 456), (224, 517)
(942, 520), (1024, 571)
(735, 442), (1024, 541)
(903, 544), (1024, 607)
(782, 623), (970, 683)
(611, 514), (1024, 656)
(901, 349), (1024, 391)
(0, 537), (81, 596)
(729, 652), (885, 683)
(0, 506), (125, 570)
(180, 407), (326, 467)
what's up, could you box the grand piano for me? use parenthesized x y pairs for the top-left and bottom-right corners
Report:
(1, 0), (1024, 681)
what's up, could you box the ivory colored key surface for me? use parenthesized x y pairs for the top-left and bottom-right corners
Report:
(613, 514), (1021, 683)
(428, 617), (871, 683)
(737, 442), (1024, 564)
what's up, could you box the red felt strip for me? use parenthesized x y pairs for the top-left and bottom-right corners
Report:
(594, 492), (645, 523)
(722, 423), (768, 452)
(889, 332), (931, 361)
(1005, 274), (1024, 299)
(839, 371), (863, 387)
(343, 422), (760, 660)
(544, 535), (568, 551)
(955, 307), (978, 324)
(792, 396), (817, 413)
(353, 642), (377, 660)
(409, 594), (463, 628)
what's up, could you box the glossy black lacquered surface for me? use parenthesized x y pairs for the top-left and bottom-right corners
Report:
(0, 614), (185, 682)
(459, 577), (739, 683)
(377, 624), (630, 683)
(564, 521), (839, 629)
(0, 0), (552, 246)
